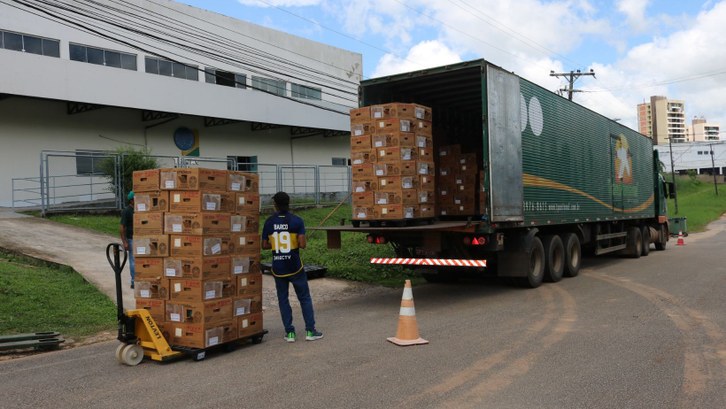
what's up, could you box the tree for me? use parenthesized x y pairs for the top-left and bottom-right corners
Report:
(98, 147), (159, 204)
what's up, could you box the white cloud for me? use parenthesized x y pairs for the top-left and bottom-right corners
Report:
(371, 40), (462, 77)
(237, 0), (322, 7)
(616, 0), (650, 32)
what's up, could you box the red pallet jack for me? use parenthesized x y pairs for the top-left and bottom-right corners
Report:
(108, 243), (266, 366)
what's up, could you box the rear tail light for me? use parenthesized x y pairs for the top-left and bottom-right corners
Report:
(366, 235), (387, 244)
(464, 236), (487, 246)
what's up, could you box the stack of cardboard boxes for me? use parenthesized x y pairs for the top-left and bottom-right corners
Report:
(437, 144), (479, 216)
(350, 103), (436, 223)
(132, 168), (263, 349)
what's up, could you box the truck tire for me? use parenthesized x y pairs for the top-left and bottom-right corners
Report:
(542, 235), (564, 282)
(641, 226), (650, 257)
(563, 233), (581, 277)
(518, 236), (545, 288)
(624, 227), (642, 258)
(655, 225), (667, 251)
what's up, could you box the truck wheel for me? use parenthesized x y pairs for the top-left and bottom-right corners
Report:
(624, 227), (642, 258)
(641, 226), (650, 257)
(518, 236), (545, 288)
(542, 235), (564, 282)
(562, 233), (581, 277)
(655, 225), (667, 251)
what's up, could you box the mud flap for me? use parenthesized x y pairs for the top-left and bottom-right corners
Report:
(496, 229), (538, 278)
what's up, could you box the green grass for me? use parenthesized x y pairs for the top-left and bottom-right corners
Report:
(0, 251), (117, 338)
(667, 175), (726, 233)
(49, 214), (120, 236)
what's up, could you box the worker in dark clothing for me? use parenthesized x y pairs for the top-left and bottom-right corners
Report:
(119, 191), (135, 289)
(261, 191), (323, 342)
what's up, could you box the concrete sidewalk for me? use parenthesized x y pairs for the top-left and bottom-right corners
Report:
(0, 208), (137, 310)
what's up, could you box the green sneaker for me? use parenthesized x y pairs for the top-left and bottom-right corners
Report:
(305, 329), (323, 341)
(284, 332), (296, 343)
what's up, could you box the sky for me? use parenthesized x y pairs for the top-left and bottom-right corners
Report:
(176, 0), (726, 134)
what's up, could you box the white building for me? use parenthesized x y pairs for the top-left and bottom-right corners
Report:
(655, 142), (726, 175)
(0, 0), (362, 208)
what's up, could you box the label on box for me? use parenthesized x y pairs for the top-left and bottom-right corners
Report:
(236, 307), (246, 315)
(140, 290), (150, 298)
(232, 223), (242, 232)
(357, 212), (366, 218)
(403, 180), (413, 189)
(381, 180), (387, 186)
(174, 283), (182, 292)
(377, 198), (386, 205)
(231, 182), (241, 191)
(355, 186), (365, 192)
(354, 129), (363, 136)
(136, 247), (146, 255)
(174, 238), (182, 247)
(174, 194), (181, 202)
(241, 319), (249, 328)
(402, 149), (413, 160)
(166, 180), (175, 189)
(172, 224), (182, 233)
(175, 328), (183, 337)
(405, 208), (414, 218)
(382, 208), (388, 215)
(138, 203), (147, 211)
(165, 268), (176, 277)
(206, 202), (217, 211)
(170, 313), (181, 322)
(211, 243), (221, 254)
(376, 169), (384, 176)
(240, 278), (248, 286)
(205, 290), (216, 300)
(234, 265), (243, 274)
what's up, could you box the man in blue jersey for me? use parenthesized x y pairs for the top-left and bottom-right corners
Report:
(262, 191), (323, 342)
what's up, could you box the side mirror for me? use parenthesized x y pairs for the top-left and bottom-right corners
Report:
(665, 182), (676, 199)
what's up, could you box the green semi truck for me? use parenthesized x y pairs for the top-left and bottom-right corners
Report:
(324, 59), (673, 287)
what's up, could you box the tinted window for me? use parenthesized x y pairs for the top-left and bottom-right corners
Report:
(42, 39), (60, 57)
(159, 60), (172, 76)
(105, 51), (121, 68)
(186, 66), (198, 81)
(87, 47), (104, 65)
(23, 35), (42, 54)
(69, 44), (86, 61)
(120, 53), (136, 70)
(4, 32), (22, 51)
(235, 73), (246, 88)
(172, 62), (185, 77)
(145, 56), (158, 73)
(216, 70), (235, 87)
(204, 67), (215, 83)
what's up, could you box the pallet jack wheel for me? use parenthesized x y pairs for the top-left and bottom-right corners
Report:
(252, 336), (263, 345)
(115, 343), (125, 363)
(121, 344), (144, 366)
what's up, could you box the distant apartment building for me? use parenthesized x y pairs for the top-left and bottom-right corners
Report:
(689, 117), (721, 142)
(636, 96), (687, 145)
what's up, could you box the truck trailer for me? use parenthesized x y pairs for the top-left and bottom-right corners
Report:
(324, 59), (672, 287)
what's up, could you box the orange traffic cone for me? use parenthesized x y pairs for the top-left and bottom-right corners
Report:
(676, 231), (685, 246)
(387, 279), (428, 346)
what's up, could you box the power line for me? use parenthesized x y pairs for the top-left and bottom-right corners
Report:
(549, 69), (596, 100)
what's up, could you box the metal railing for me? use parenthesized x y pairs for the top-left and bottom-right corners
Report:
(12, 150), (351, 214)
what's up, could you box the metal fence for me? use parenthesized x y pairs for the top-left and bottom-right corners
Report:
(12, 150), (351, 215)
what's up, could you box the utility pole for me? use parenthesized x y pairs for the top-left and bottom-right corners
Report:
(550, 69), (596, 101)
(669, 136), (678, 214)
(710, 143), (718, 195)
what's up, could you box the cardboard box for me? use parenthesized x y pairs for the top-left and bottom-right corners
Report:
(373, 204), (403, 220)
(372, 132), (415, 149)
(454, 174), (478, 190)
(352, 207), (374, 220)
(235, 313), (263, 339)
(235, 193), (260, 215)
(135, 257), (164, 279)
(230, 234), (261, 256)
(352, 191), (375, 207)
(418, 204), (437, 218)
(373, 163), (400, 177)
(134, 191), (168, 212)
(416, 146), (434, 162)
(232, 256), (262, 275)
(230, 215), (259, 233)
(374, 118), (412, 134)
(352, 163), (374, 178)
(352, 178), (376, 193)
(417, 161), (435, 176)
(372, 103), (432, 121)
(134, 277), (169, 300)
(419, 175), (435, 190)
(170, 235), (231, 257)
(169, 279), (235, 302)
(134, 212), (164, 235)
(351, 122), (373, 137)
(163, 256), (231, 280)
(351, 151), (373, 165)
(198, 169), (228, 191)
(168, 191), (234, 213)
(374, 147), (415, 163)
(227, 171), (259, 192)
(374, 191), (401, 205)
(135, 298), (165, 323)
(134, 235), (169, 258)
(236, 273), (262, 296)
(132, 169), (160, 192)
(418, 190), (436, 205)
(350, 107), (371, 124)
(458, 153), (478, 172)
(159, 168), (227, 191)
(165, 298), (234, 325)
(164, 213), (231, 235)
(415, 135), (432, 149)
(350, 135), (371, 152)
(166, 321), (236, 349)
(233, 295), (262, 317)
(439, 144), (462, 159)
(415, 120), (433, 136)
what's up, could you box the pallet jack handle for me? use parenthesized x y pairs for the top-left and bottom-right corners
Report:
(106, 243), (127, 327)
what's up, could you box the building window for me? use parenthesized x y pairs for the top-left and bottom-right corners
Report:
(1, 30), (59, 57)
(75, 150), (108, 176)
(205, 68), (246, 88)
(228, 156), (258, 172)
(144, 56), (198, 80)
(252, 76), (286, 96)
(70, 43), (136, 70)
(292, 83), (322, 100)
(332, 157), (348, 166)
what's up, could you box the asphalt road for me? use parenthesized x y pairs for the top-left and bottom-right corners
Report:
(2, 221), (725, 409)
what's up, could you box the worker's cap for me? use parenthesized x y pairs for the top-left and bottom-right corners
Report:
(128, 191), (135, 200)
(272, 191), (289, 207)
